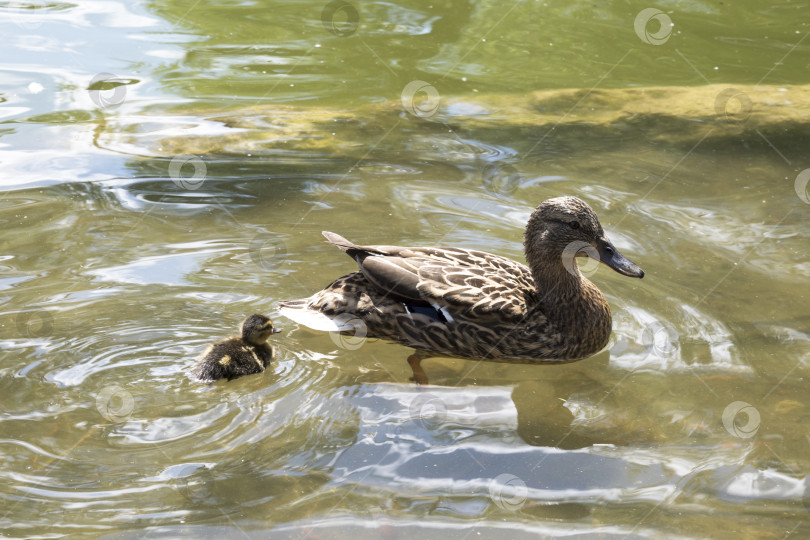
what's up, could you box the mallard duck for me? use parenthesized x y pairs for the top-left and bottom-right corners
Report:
(278, 196), (643, 380)
(189, 314), (281, 383)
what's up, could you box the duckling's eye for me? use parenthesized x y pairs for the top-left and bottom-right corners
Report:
(568, 221), (580, 230)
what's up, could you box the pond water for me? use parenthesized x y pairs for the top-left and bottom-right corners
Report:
(2, 0), (810, 538)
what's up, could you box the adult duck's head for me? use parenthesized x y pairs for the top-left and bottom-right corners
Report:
(524, 196), (644, 280)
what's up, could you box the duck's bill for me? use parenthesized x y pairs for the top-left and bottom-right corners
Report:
(598, 241), (644, 278)
(272, 328), (283, 334)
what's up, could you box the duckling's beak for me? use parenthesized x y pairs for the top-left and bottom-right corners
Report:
(597, 238), (644, 278)
(271, 328), (282, 334)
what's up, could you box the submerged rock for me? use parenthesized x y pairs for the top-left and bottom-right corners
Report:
(105, 84), (810, 159)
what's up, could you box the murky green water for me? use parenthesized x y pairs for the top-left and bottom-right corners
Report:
(2, 1), (810, 538)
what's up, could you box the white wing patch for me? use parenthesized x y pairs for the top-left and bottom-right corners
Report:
(279, 305), (356, 332)
(430, 302), (455, 323)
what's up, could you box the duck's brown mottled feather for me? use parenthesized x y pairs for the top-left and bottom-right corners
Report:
(280, 197), (643, 363)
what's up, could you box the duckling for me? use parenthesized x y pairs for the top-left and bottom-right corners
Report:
(189, 314), (281, 383)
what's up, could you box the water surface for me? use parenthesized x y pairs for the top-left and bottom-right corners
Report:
(2, 1), (810, 538)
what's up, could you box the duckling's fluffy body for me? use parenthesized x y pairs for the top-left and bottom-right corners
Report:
(190, 314), (279, 383)
(278, 196), (643, 363)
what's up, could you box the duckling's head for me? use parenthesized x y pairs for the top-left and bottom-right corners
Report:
(240, 314), (282, 345)
(525, 196), (644, 279)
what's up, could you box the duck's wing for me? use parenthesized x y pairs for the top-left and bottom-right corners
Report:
(323, 231), (535, 323)
(415, 250), (536, 322)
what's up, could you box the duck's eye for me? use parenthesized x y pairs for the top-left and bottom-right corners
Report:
(568, 221), (580, 230)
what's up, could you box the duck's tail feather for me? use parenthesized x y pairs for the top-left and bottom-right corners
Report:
(277, 300), (356, 332)
(322, 231), (356, 252)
